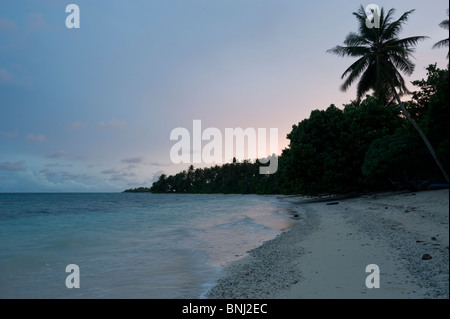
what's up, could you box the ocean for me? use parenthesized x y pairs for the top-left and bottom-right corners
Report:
(0, 193), (298, 298)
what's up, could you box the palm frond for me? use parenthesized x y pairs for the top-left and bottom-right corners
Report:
(387, 36), (429, 49)
(353, 5), (378, 42)
(432, 38), (449, 49)
(438, 9), (449, 30)
(327, 6), (425, 103)
(432, 10), (449, 59)
(326, 45), (369, 57)
(343, 32), (371, 47)
(389, 53), (416, 75)
(439, 19), (449, 30)
(356, 62), (376, 102)
(340, 55), (371, 92)
(381, 9), (416, 41)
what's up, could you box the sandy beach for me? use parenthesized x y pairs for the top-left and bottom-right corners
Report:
(206, 189), (449, 299)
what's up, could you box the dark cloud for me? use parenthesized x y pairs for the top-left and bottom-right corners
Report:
(45, 163), (73, 168)
(101, 168), (119, 175)
(109, 172), (136, 182)
(39, 168), (57, 179)
(59, 171), (91, 181)
(47, 151), (67, 158)
(100, 166), (137, 183)
(40, 169), (91, 182)
(121, 157), (145, 164)
(149, 162), (170, 166)
(0, 161), (26, 171)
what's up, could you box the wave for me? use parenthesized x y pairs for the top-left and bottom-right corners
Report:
(216, 216), (272, 231)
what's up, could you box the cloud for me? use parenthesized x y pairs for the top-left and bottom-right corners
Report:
(100, 165), (138, 183)
(39, 168), (57, 179)
(0, 18), (17, 32)
(97, 122), (107, 130)
(45, 162), (72, 168)
(0, 160), (26, 171)
(27, 13), (49, 31)
(0, 68), (13, 83)
(97, 120), (127, 131)
(126, 171), (164, 187)
(47, 151), (68, 158)
(69, 121), (85, 131)
(25, 133), (47, 143)
(109, 172), (136, 182)
(0, 130), (18, 139)
(153, 170), (165, 178)
(0, 66), (32, 87)
(101, 168), (120, 175)
(99, 166), (136, 181)
(59, 171), (91, 181)
(149, 161), (170, 166)
(39, 169), (91, 182)
(122, 157), (145, 164)
(86, 163), (102, 169)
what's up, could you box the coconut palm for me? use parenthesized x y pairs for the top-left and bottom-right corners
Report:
(327, 6), (449, 182)
(432, 9), (449, 59)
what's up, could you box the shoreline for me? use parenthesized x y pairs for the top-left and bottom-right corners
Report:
(206, 189), (449, 299)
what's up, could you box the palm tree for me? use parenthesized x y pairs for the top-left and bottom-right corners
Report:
(432, 9), (449, 60)
(327, 6), (449, 183)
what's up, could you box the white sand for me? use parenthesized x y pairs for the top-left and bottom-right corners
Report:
(207, 189), (449, 299)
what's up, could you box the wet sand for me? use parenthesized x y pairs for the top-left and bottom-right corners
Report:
(206, 189), (449, 299)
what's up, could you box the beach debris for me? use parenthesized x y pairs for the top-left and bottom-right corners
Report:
(422, 254), (432, 260)
(431, 237), (437, 241)
(326, 202), (340, 205)
(415, 180), (449, 191)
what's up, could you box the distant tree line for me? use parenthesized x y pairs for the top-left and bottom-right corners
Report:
(138, 158), (278, 195)
(125, 7), (449, 196)
(123, 64), (449, 196)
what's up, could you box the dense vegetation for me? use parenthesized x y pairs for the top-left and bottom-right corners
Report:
(125, 7), (449, 196)
(123, 64), (449, 195)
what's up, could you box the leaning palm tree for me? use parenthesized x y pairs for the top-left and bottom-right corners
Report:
(327, 6), (449, 183)
(432, 9), (449, 59)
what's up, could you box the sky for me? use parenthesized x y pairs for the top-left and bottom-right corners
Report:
(0, 0), (448, 192)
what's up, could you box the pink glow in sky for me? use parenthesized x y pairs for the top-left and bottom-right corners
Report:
(0, 0), (448, 191)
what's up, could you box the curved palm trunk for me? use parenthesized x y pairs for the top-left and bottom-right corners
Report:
(390, 83), (449, 183)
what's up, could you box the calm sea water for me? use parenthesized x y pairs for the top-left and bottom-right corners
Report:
(0, 193), (297, 298)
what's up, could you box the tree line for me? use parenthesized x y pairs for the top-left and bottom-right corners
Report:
(125, 7), (449, 196)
